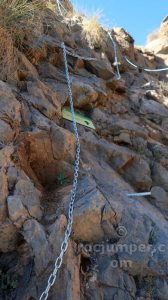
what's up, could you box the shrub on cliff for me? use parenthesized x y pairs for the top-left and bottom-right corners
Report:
(81, 12), (103, 47)
(0, 0), (47, 80)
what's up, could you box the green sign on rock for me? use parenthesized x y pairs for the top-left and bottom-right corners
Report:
(62, 107), (96, 129)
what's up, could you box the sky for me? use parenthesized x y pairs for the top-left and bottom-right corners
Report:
(71, 0), (168, 45)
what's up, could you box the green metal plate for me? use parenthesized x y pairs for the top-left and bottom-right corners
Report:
(62, 107), (96, 129)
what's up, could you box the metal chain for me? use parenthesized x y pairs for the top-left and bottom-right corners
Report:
(108, 31), (121, 80)
(64, 48), (97, 61)
(39, 42), (80, 300)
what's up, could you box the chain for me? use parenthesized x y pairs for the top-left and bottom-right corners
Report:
(39, 2), (80, 299)
(64, 48), (97, 61)
(39, 41), (80, 300)
(108, 31), (121, 80)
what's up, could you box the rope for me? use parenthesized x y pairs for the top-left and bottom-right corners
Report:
(59, 1), (68, 14)
(108, 32), (121, 80)
(56, 0), (67, 16)
(125, 56), (168, 72)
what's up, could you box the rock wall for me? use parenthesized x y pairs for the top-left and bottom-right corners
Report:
(0, 3), (168, 300)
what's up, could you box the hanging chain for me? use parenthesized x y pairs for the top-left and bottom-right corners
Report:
(39, 2), (80, 299)
(39, 42), (80, 300)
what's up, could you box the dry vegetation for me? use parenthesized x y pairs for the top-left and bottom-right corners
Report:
(81, 12), (104, 47)
(0, 0), (49, 80)
(0, 26), (17, 81)
(159, 80), (168, 97)
(70, 9), (104, 48)
(0, 0), (44, 29)
(0, 0), (104, 80)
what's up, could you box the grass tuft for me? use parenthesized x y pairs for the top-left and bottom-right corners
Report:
(80, 11), (103, 48)
(0, 0), (47, 80)
(0, 0), (45, 29)
(0, 26), (17, 81)
(46, 0), (57, 13)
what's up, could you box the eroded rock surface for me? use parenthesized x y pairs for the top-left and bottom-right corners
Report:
(1, 3), (168, 300)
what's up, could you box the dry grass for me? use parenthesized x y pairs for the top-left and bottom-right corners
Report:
(80, 11), (103, 48)
(0, 0), (45, 29)
(159, 81), (168, 107)
(0, 27), (17, 81)
(46, 0), (57, 13)
(159, 80), (168, 95)
(0, 0), (47, 80)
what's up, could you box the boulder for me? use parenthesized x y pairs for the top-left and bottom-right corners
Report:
(0, 81), (21, 141)
(72, 80), (98, 108)
(23, 219), (51, 275)
(0, 170), (8, 222)
(0, 146), (15, 222)
(73, 176), (107, 242)
(106, 78), (126, 93)
(94, 112), (148, 140)
(155, 278), (168, 300)
(14, 179), (42, 220)
(151, 163), (168, 192)
(7, 195), (29, 228)
(140, 99), (168, 123)
(122, 158), (152, 191)
(26, 80), (61, 122)
(17, 51), (39, 81)
(97, 257), (136, 299)
(0, 119), (15, 144)
(151, 186), (168, 213)
(147, 37), (168, 54)
(85, 59), (114, 80)
(0, 219), (19, 252)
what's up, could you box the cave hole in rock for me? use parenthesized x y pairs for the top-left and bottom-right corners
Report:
(18, 129), (75, 189)
(80, 256), (92, 274)
(17, 118), (79, 220)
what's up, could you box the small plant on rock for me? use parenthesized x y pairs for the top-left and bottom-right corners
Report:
(159, 80), (168, 97)
(57, 173), (67, 186)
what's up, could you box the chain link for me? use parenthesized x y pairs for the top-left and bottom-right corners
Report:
(64, 48), (97, 61)
(39, 41), (80, 300)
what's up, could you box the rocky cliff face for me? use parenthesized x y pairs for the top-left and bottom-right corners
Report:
(0, 3), (168, 300)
